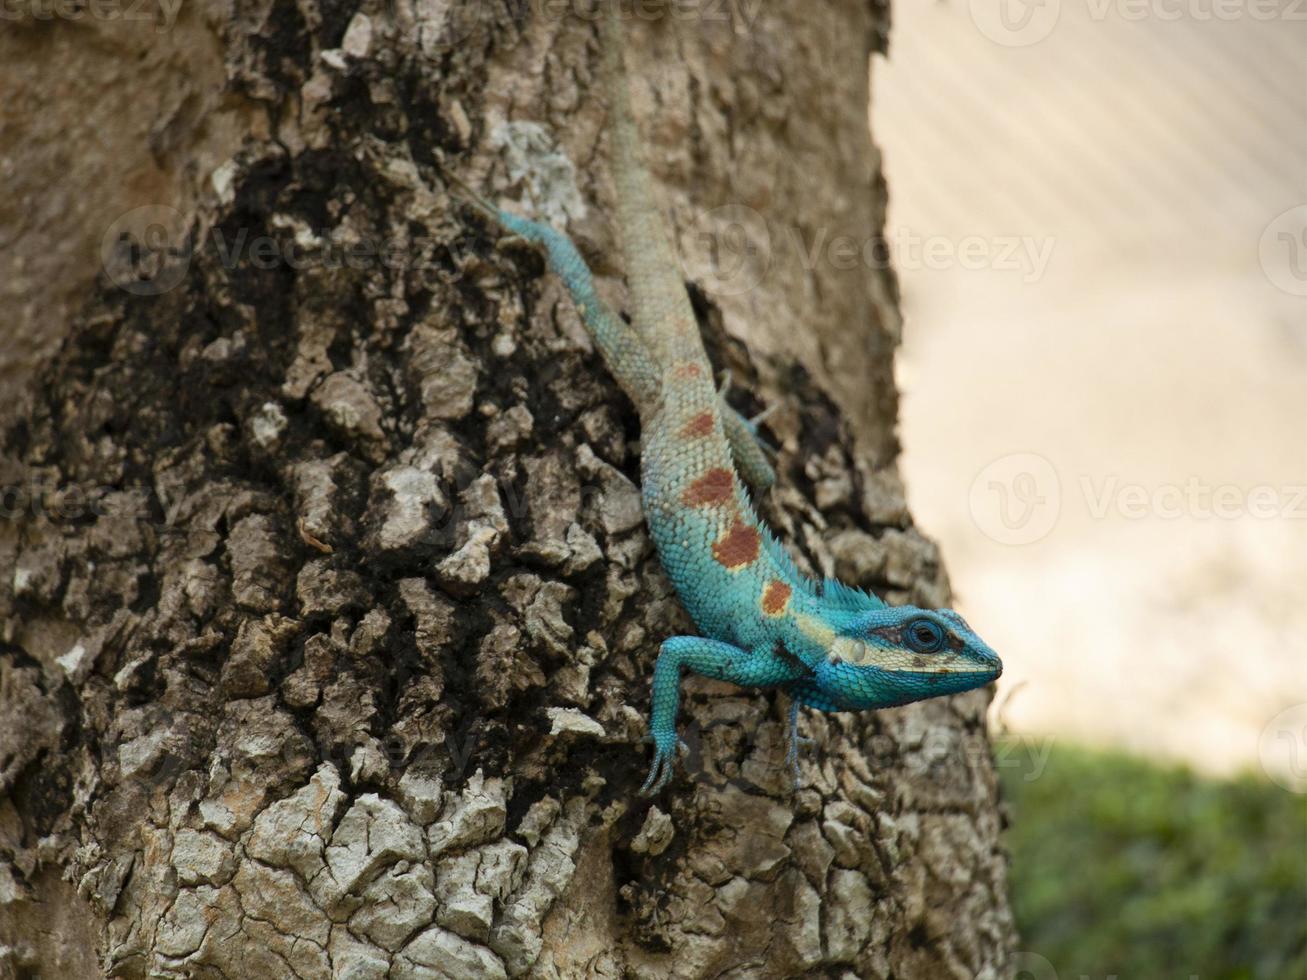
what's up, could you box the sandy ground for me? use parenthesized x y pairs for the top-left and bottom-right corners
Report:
(872, 0), (1307, 780)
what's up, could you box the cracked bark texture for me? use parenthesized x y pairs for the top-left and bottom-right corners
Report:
(0, 1), (1017, 977)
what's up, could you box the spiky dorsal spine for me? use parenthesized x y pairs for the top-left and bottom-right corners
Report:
(819, 577), (885, 612)
(756, 521), (885, 612)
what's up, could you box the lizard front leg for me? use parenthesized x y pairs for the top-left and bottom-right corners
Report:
(641, 636), (804, 795)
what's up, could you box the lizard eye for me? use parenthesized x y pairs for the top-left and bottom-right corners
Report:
(905, 618), (945, 653)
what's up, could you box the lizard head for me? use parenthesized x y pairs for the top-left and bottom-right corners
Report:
(815, 607), (1002, 710)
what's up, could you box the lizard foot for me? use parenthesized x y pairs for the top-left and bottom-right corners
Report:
(638, 735), (688, 796)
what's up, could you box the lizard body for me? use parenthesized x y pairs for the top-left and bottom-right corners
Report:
(449, 6), (1002, 794)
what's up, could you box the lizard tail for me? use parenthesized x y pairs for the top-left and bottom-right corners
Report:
(598, 2), (713, 377)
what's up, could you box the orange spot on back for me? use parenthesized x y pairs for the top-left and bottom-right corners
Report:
(682, 467), (735, 507)
(761, 579), (792, 616)
(673, 362), (703, 379)
(679, 411), (715, 438)
(712, 521), (761, 569)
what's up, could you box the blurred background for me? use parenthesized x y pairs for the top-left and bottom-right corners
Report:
(874, 1), (1305, 974)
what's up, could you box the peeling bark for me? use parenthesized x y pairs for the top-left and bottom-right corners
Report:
(0, 1), (1016, 977)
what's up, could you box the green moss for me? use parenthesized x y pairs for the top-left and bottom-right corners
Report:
(999, 738), (1307, 980)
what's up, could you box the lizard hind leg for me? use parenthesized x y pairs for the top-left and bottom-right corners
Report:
(716, 370), (777, 491)
(784, 682), (845, 791)
(721, 403), (776, 492)
(784, 698), (814, 791)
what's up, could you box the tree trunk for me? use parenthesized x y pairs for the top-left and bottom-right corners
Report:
(0, 1), (1016, 977)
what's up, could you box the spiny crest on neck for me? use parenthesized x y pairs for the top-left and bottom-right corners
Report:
(755, 522), (884, 613)
(817, 576), (884, 613)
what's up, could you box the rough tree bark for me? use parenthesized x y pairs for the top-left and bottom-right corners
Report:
(0, 1), (1016, 976)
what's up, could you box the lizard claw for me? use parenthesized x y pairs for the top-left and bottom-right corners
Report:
(749, 402), (778, 429)
(716, 369), (733, 398)
(638, 753), (673, 796)
(639, 734), (687, 795)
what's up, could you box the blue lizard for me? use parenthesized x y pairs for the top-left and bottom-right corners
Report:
(447, 7), (1002, 795)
